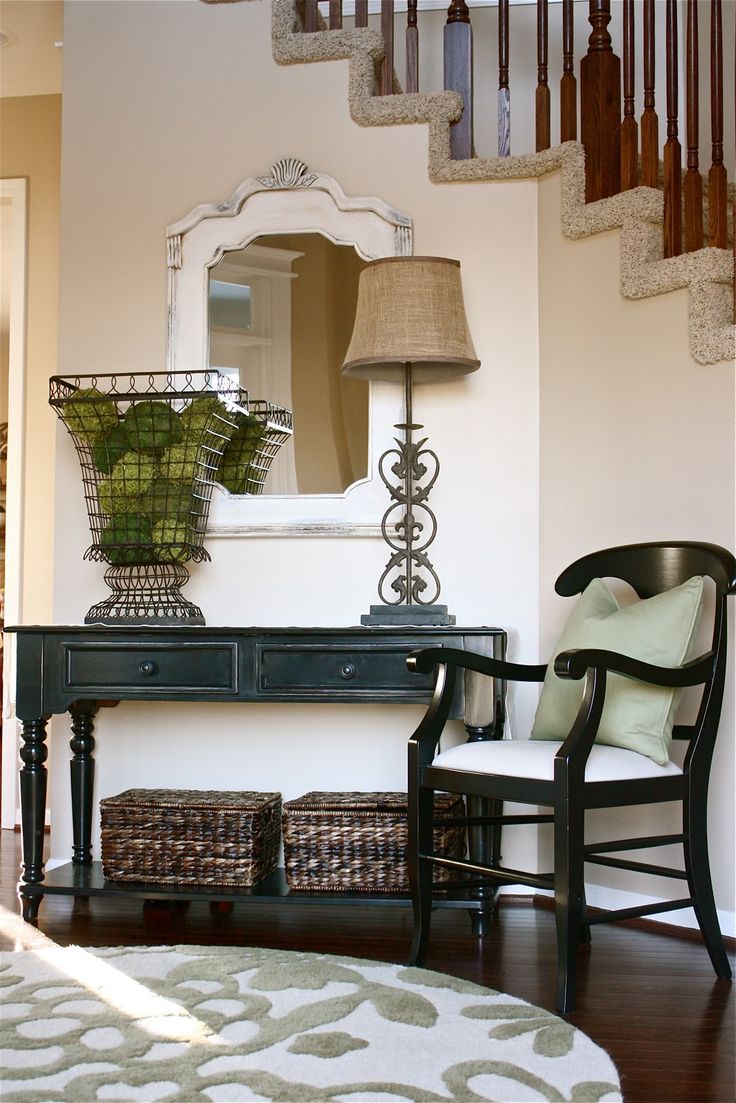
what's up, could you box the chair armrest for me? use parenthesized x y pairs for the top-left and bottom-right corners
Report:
(552, 649), (715, 771)
(406, 647), (544, 764)
(408, 647), (546, 683)
(554, 648), (715, 688)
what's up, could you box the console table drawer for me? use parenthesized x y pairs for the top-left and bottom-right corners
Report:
(62, 643), (238, 695)
(257, 642), (438, 696)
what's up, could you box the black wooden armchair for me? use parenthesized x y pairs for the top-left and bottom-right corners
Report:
(406, 541), (735, 1013)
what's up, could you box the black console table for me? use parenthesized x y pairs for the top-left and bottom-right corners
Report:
(7, 624), (506, 924)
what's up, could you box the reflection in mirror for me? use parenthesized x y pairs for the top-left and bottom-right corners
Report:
(208, 234), (368, 497)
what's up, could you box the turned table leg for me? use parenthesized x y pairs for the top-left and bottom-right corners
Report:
(18, 716), (50, 921)
(69, 702), (99, 865)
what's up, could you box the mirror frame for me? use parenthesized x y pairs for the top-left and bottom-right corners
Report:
(166, 158), (413, 537)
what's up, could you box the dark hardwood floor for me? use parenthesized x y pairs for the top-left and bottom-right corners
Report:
(1, 829), (733, 1103)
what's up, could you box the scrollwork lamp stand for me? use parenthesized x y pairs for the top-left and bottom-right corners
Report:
(378, 363), (442, 613)
(342, 257), (479, 626)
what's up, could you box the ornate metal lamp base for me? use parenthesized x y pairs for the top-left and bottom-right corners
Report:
(360, 603), (456, 626)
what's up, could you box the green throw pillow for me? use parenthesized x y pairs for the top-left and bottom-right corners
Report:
(530, 575), (704, 765)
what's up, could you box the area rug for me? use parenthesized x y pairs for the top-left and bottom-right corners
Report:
(1, 944), (621, 1102)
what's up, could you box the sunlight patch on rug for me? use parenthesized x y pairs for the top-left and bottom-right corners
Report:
(0, 943), (622, 1102)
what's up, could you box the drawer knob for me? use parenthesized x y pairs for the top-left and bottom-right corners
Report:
(138, 661), (157, 677)
(339, 662), (356, 681)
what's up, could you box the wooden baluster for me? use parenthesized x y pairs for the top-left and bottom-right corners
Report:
(329, 1), (342, 29)
(355, 1), (368, 28)
(580, 0), (621, 202)
(709, 0), (728, 248)
(684, 0), (704, 251)
(536, 0), (551, 151)
(620, 0), (638, 189)
(640, 0), (659, 188)
(380, 1), (394, 96)
(498, 0), (510, 156)
(560, 0), (577, 142)
(444, 2), (474, 159)
(304, 0), (318, 33)
(663, 0), (682, 257)
(406, 0), (419, 93)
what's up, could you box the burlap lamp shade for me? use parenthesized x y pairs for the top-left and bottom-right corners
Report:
(341, 257), (480, 382)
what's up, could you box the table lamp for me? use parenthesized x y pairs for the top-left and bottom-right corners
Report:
(342, 256), (479, 625)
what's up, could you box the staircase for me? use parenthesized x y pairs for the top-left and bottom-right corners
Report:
(225, 0), (734, 365)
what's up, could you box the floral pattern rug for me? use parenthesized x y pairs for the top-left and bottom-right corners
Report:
(1, 943), (621, 1102)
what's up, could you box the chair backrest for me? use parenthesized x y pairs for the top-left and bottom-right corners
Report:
(555, 542), (736, 601)
(554, 541), (736, 765)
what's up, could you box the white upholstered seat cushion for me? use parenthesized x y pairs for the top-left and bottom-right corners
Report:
(432, 739), (683, 783)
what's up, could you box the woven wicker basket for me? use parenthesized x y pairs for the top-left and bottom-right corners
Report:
(282, 790), (465, 892)
(100, 788), (281, 887)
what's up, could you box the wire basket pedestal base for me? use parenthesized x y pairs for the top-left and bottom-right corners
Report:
(84, 563), (205, 626)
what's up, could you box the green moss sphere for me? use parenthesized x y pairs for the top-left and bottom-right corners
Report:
(100, 514), (155, 565)
(123, 400), (184, 453)
(61, 388), (119, 445)
(97, 452), (156, 515)
(92, 423), (129, 474)
(179, 395), (223, 428)
(159, 441), (203, 483)
(180, 394), (241, 453)
(216, 415), (264, 494)
(152, 519), (193, 562)
(140, 477), (197, 521)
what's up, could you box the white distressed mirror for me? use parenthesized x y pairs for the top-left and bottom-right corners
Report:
(167, 159), (413, 536)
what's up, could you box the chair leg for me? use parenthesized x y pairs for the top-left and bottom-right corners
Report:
(579, 885), (591, 944)
(684, 796), (732, 979)
(554, 799), (586, 1014)
(408, 785), (434, 966)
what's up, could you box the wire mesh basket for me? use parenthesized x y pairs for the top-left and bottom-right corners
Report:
(49, 371), (292, 625)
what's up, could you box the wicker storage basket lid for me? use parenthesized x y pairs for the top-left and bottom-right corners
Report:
(101, 788), (281, 810)
(283, 791), (457, 812)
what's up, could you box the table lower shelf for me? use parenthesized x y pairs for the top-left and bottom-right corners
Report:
(20, 862), (497, 911)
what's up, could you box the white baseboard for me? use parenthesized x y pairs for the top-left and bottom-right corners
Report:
(582, 881), (735, 940)
(510, 882), (735, 940)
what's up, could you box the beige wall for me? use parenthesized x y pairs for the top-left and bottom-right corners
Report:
(538, 170), (735, 929)
(0, 93), (61, 623)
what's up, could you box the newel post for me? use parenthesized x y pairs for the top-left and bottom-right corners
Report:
(580, 0), (622, 202)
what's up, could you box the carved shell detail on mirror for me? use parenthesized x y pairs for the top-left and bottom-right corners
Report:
(256, 158), (318, 189)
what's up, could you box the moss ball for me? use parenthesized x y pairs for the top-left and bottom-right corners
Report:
(152, 519), (193, 562)
(100, 514), (155, 565)
(92, 423), (129, 474)
(159, 441), (204, 483)
(180, 395), (240, 452)
(61, 388), (119, 445)
(217, 416), (264, 494)
(140, 477), (197, 521)
(97, 452), (156, 515)
(179, 395), (223, 428)
(123, 400), (183, 453)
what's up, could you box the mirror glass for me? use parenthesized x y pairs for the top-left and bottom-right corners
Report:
(208, 234), (368, 497)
